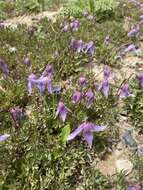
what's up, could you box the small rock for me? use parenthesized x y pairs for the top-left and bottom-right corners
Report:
(137, 146), (143, 156)
(115, 159), (133, 175)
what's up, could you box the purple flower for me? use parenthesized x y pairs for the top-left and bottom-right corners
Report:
(78, 76), (86, 86)
(85, 91), (94, 108)
(42, 64), (54, 77)
(22, 57), (31, 66)
(98, 80), (110, 98)
(70, 38), (84, 53)
(35, 76), (53, 94)
(103, 67), (112, 79)
(137, 74), (143, 88)
(27, 26), (36, 35)
(67, 122), (106, 147)
(56, 101), (69, 122)
(83, 11), (94, 20)
(0, 134), (10, 142)
(139, 15), (143, 20)
(0, 21), (5, 29)
(63, 24), (69, 32)
(123, 44), (138, 54)
(128, 27), (139, 37)
(128, 184), (142, 190)
(70, 20), (80, 31)
(83, 41), (94, 55)
(104, 36), (111, 45)
(9, 107), (23, 121)
(119, 84), (131, 98)
(0, 58), (9, 75)
(27, 73), (37, 94)
(72, 91), (82, 103)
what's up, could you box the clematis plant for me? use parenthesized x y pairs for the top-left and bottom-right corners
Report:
(56, 101), (70, 122)
(78, 76), (86, 86)
(67, 122), (106, 148)
(128, 26), (139, 37)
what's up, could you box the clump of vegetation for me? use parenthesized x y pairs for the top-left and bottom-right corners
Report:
(0, 0), (143, 189)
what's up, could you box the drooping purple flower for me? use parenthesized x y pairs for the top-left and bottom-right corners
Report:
(98, 80), (110, 98)
(35, 76), (53, 94)
(42, 64), (54, 77)
(67, 122), (106, 147)
(27, 73), (37, 94)
(70, 38), (84, 53)
(83, 11), (94, 20)
(56, 101), (69, 122)
(72, 91), (82, 103)
(0, 58), (9, 75)
(22, 57), (31, 66)
(137, 73), (143, 88)
(0, 134), (10, 142)
(78, 76), (86, 86)
(83, 41), (94, 55)
(128, 26), (139, 37)
(123, 44), (138, 54)
(119, 83), (131, 98)
(85, 91), (94, 108)
(103, 67), (112, 79)
(104, 36), (111, 45)
(27, 26), (36, 35)
(139, 15), (143, 20)
(9, 107), (23, 121)
(70, 20), (80, 31)
(63, 24), (69, 32)
(0, 21), (5, 29)
(128, 184), (142, 190)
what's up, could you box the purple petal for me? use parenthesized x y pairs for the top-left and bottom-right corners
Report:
(83, 132), (93, 148)
(67, 124), (83, 141)
(0, 134), (10, 142)
(27, 73), (37, 94)
(92, 125), (106, 132)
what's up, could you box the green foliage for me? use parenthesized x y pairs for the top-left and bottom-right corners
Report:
(125, 80), (143, 133)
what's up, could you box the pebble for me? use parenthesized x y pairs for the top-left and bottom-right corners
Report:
(115, 159), (133, 175)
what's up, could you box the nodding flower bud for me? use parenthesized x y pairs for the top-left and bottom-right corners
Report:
(23, 57), (31, 66)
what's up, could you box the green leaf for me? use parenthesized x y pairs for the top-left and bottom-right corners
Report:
(61, 125), (71, 143)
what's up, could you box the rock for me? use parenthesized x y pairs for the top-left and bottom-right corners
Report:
(115, 159), (133, 175)
(137, 145), (143, 156)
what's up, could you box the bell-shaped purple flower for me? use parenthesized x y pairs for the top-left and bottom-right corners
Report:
(128, 26), (139, 37)
(70, 38), (84, 53)
(119, 84), (131, 98)
(27, 73), (37, 94)
(103, 67), (112, 79)
(63, 24), (69, 32)
(137, 73), (143, 88)
(9, 107), (23, 121)
(22, 57), (31, 66)
(70, 20), (80, 31)
(104, 36), (111, 45)
(78, 76), (86, 86)
(42, 64), (54, 77)
(67, 122), (106, 147)
(0, 134), (10, 142)
(128, 184), (142, 190)
(56, 101), (69, 122)
(139, 15), (143, 20)
(72, 91), (82, 103)
(85, 91), (94, 108)
(35, 76), (53, 94)
(0, 58), (9, 75)
(98, 80), (110, 98)
(83, 41), (94, 55)
(123, 44), (138, 54)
